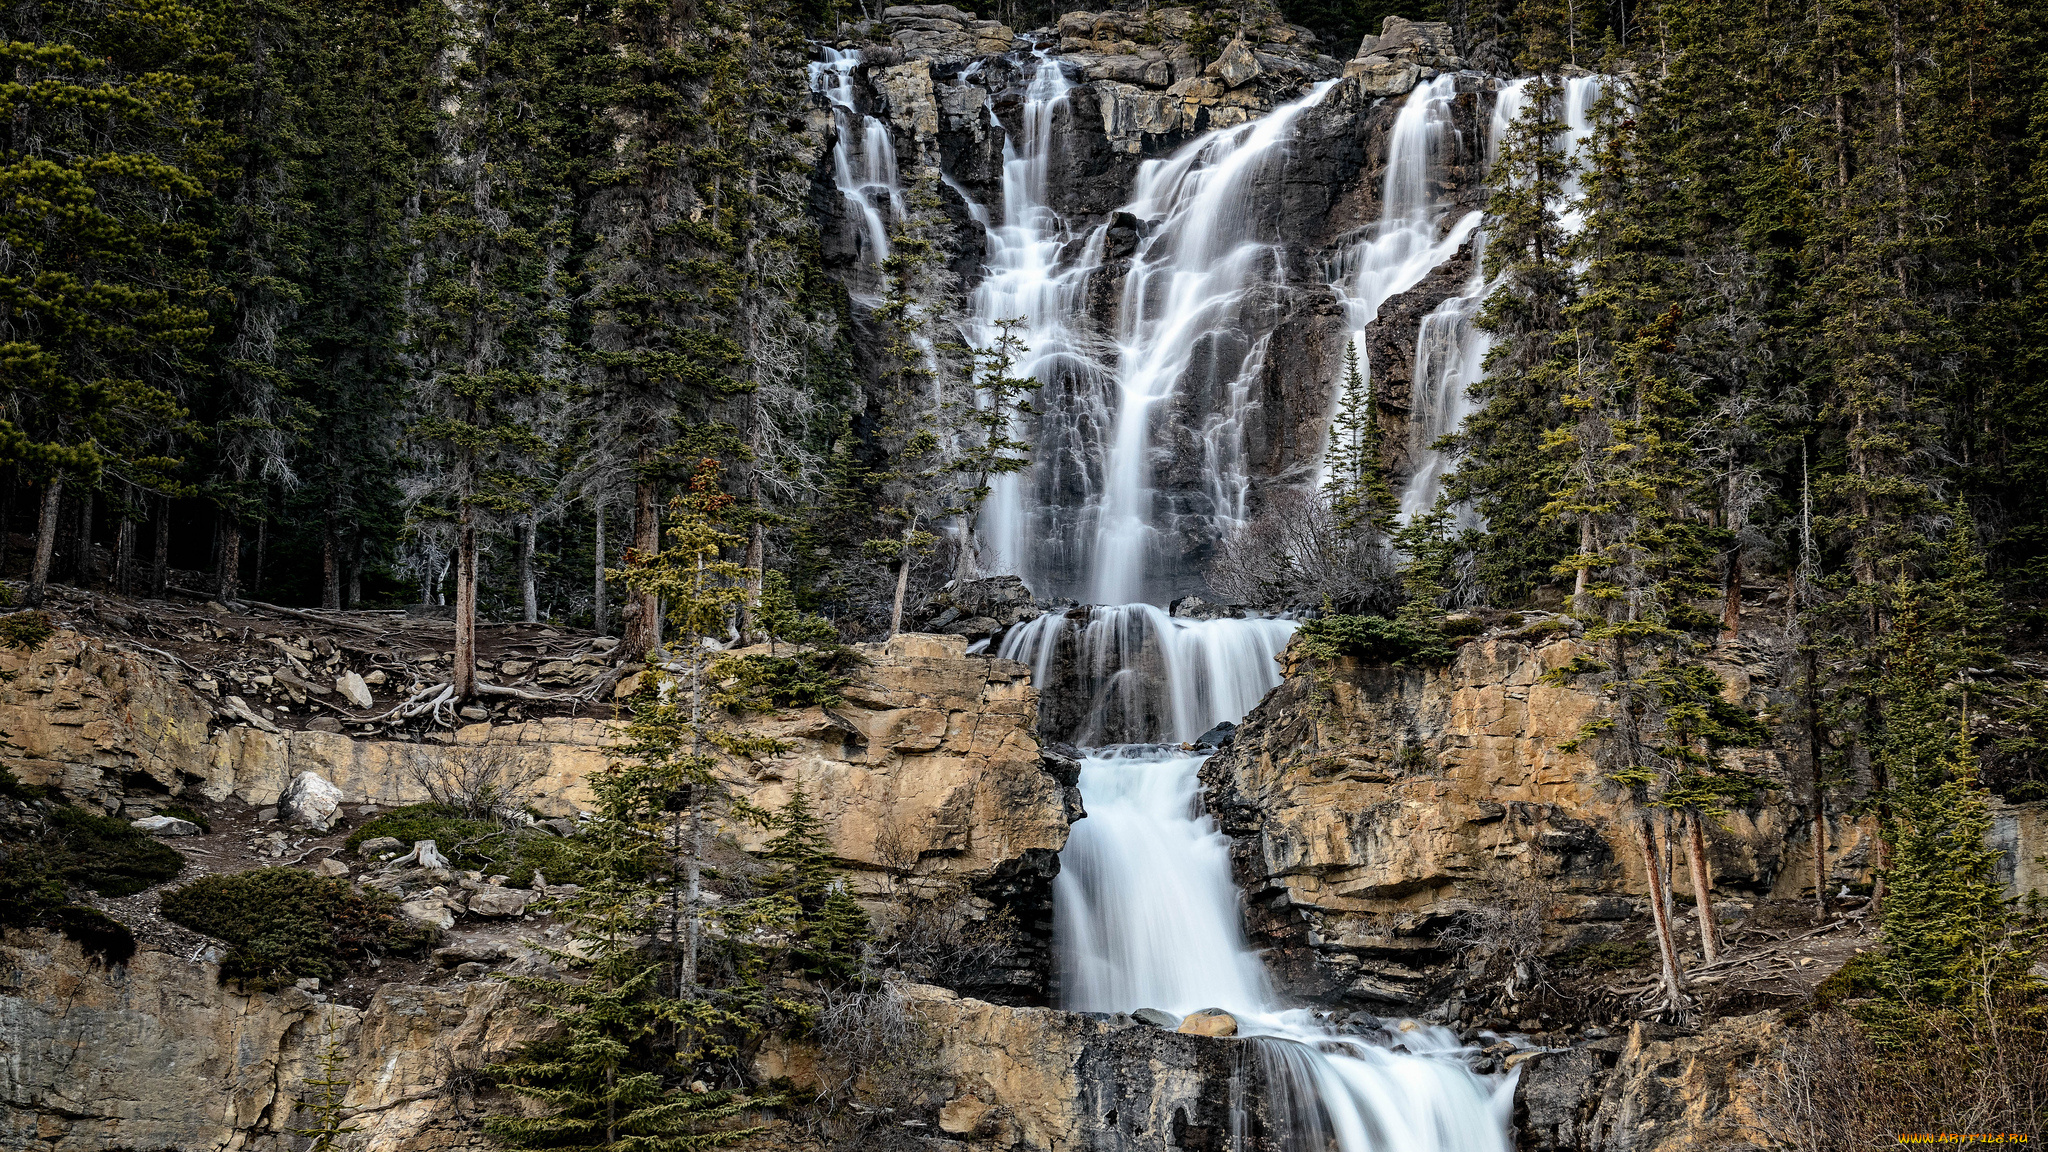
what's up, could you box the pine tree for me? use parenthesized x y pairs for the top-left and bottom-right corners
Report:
(953, 316), (1038, 580)
(1323, 341), (1396, 534)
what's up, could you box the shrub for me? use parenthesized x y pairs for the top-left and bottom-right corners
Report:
(0, 841), (137, 966)
(161, 867), (433, 989)
(346, 803), (577, 887)
(0, 610), (53, 652)
(712, 648), (864, 712)
(1295, 614), (1454, 666)
(50, 805), (184, 895)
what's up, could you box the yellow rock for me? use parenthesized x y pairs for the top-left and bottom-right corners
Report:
(1176, 1009), (1238, 1037)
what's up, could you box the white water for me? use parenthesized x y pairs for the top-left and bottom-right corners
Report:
(810, 48), (906, 294)
(904, 53), (1558, 1149)
(1056, 747), (1517, 1151)
(1396, 75), (1603, 516)
(996, 603), (1296, 745)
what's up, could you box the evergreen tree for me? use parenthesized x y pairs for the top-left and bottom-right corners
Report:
(953, 316), (1038, 580)
(1323, 341), (1396, 534)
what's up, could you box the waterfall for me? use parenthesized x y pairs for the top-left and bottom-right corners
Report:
(1055, 747), (1518, 1151)
(916, 54), (1554, 1151)
(995, 604), (1296, 745)
(809, 48), (906, 292)
(975, 62), (1346, 604)
(1396, 75), (1604, 516)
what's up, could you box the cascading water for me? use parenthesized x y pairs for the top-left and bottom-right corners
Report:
(809, 48), (906, 292)
(928, 52), (1542, 1149)
(1396, 75), (1604, 516)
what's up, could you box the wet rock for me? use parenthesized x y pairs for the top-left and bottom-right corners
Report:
(1176, 1008), (1238, 1037)
(277, 770), (344, 831)
(1194, 721), (1237, 749)
(1345, 56), (1420, 96)
(1132, 1007), (1181, 1029)
(130, 814), (201, 837)
(1038, 742), (1082, 786)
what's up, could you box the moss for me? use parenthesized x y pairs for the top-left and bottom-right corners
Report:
(161, 867), (434, 989)
(1557, 938), (1657, 972)
(347, 803), (579, 887)
(50, 805), (185, 895)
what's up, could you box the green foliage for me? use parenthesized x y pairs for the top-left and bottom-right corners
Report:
(160, 868), (434, 989)
(755, 570), (839, 650)
(0, 838), (136, 966)
(710, 648), (863, 713)
(759, 786), (870, 982)
(1322, 341), (1396, 534)
(346, 804), (579, 888)
(48, 806), (185, 896)
(1538, 654), (1610, 686)
(291, 1017), (361, 1152)
(0, 612), (54, 653)
(1295, 614), (1454, 666)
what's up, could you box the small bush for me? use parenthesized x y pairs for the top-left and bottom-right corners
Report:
(161, 867), (433, 989)
(0, 842), (137, 966)
(1295, 614), (1454, 666)
(712, 648), (864, 712)
(1439, 614), (1489, 639)
(1512, 615), (1577, 641)
(1557, 938), (1657, 972)
(50, 805), (184, 895)
(346, 803), (577, 887)
(0, 610), (53, 652)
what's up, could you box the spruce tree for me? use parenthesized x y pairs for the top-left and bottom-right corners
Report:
(1323, 341), (1396, 534)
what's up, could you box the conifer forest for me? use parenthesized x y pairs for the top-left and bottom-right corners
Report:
(5, 0), (2048, 1146)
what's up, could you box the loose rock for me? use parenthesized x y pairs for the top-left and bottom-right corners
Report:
(1177, 1008), (1239, 1037)
(277, 770), (345, 832)
(130, 814), (201, 837)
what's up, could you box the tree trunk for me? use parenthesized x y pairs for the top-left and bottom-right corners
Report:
(890, 551), (912, 636)
(321, 515), (342, 611)
(1683, 808), (1721, 963)
(114, 507), (136, 596)
(592, 506), (607, 636)
(454, 503), (477, 701)
(151, 494), (170, 597)
(1722, 541), (1741, 640)
(217, 511), (242, 602)
(518, 517), (538, 624)
(345, 529), (361, 609)
(73, 488), (94, 586)
(252, 517), (267, 595)
(623, 471), (660, 661)
(0, 467), (18, 576)
(26, 479), (62, 607)
(1637, 812), (1686, 1012)
(1803, 643), (1830, 922)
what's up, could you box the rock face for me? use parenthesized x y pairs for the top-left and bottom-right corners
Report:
(1200, 628), (1879, 1011)
(0, 630), (1072, 1003)
(0, 933), (531, 1152)
(1515, 1013), (1785, 1151)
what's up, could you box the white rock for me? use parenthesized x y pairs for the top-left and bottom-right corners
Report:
(336, 670), (373, 709)
(277, 771), (345, 831)
(131, 814), (201, 837)
(466, 886), (534, 917)
(309, 857), (350, 878)
(397, 900), (455, 931)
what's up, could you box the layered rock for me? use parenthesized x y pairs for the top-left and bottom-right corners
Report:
(1515, 1012), (1785, 1151)
(2, 630), (1073, 1001)
(1200, 626), (1880, 1011)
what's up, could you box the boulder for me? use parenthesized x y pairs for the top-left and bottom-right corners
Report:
(277, 771), (344, 832)
(1194, 721), (1237, 749)
(336, 671), (373, 709)
(309, 857), (350, 878)
(1132, 1007), (1181, 1029)
(130, 814), (201, 837)
(1176, 1008), (1238, 1037)
(397, 899), (455, 932)
(466, 886), (534, 917)
(1344, 55), (1421, 96)
(434, 940), (511, 967)
(1209, 37), (1262, 88)
(357, 835), (403, 858)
